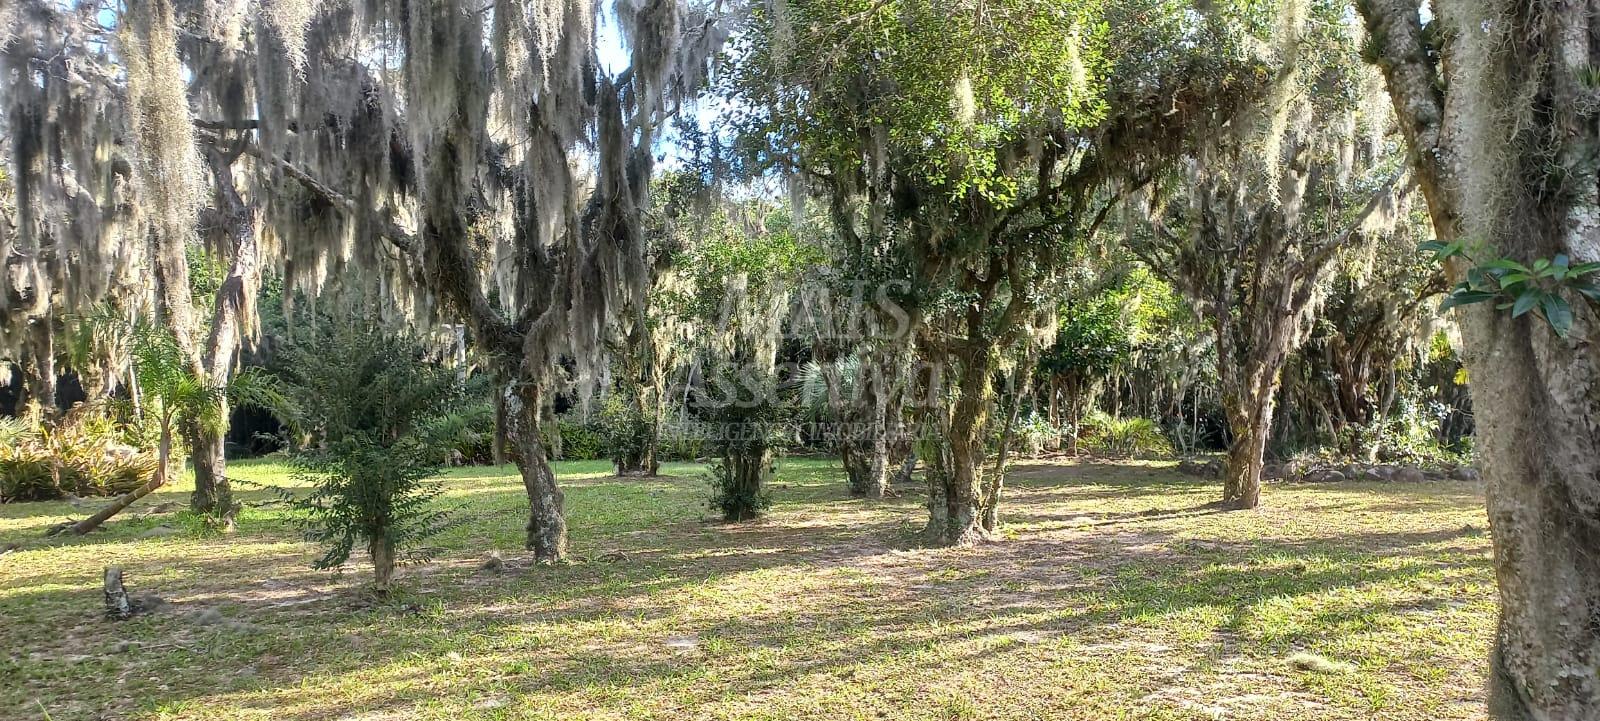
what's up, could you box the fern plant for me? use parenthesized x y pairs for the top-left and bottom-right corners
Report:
(1081, 413), (1174, 458)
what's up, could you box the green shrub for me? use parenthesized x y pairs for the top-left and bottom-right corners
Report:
(1081, 413), (1173, 458)
(598, 393), (656, 469)
(430, 401), (497, 464)
(270, 320), (463, 592)
(1011, 413), (1059, 456)
(552, 418), (605, 461)
(0, 405), (159, 503)
(0, 444), (58, 502)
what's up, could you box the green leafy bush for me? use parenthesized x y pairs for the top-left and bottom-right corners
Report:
(551, 418), (605, 461)
(430, 401), (497, 465)
(270, 320), (463, 591)
(997, 412), (1060, 457)
(1081, 413), (1173, 458)
(598, 392), (656, 470)
(0, 444), (57, 502)
(0, 405), (159, 503)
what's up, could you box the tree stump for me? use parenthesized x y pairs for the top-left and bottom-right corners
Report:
(104, 567), (133, 620)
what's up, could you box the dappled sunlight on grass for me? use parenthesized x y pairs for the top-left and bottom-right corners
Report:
(0, 457), (1494, 720)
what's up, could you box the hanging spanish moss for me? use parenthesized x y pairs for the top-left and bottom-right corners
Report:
(212, 0), (730, 559)
(1, 0), (148, 374)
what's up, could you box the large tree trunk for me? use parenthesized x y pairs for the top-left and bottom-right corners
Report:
(1221, 390), (1273, 509)
(506, 380), (567, 562)
(1218, 348), (1282, 509)
(1445, 0), (1600, 715)
(720, 446), (772, 521)
(615, 446), (658, 477)
(187, 416), (230, 515)
(925, 347), (992, 546)
(1464, 306), (1600, 720)
(614, 318), (663, 477)
(825, 340), (906, 499)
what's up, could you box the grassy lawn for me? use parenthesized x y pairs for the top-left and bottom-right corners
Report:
(0, 458), (1494, 720)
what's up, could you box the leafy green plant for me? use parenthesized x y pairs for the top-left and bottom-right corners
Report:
(1012, 413), (1060, 457)
(1423, 240), (1600, 336)
(0, 404), (160, 503)
(551, 418), (606, 461)
(0, 416), (36, 447)
(429, 401), (497, 465)
(705, 457), (772, 521)
(1081, 413), (1173, 458)
(270, 320), (463, 592)
(0, 444), (56, 503)
(599, 392), (657, 474)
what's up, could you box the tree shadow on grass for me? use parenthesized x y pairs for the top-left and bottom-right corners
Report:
(3, 461), (1494, 720)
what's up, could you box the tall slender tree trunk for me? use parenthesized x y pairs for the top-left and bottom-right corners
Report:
(370, 535), (396, 592)
(507, 380), (567, 562)
(186, 147), (261, 517)
(982, 350), (1034, 531)
(23, 317), (57, 421)
(187, 417), (230, 514)
(863, 370), (892, 499)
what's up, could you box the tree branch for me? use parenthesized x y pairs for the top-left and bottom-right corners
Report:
(196, 129), (417, 255)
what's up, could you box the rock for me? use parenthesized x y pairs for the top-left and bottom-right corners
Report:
(1175, 458), (1223, 478)
(1363, 465), (1399, 481)
(1450, 466), (1481, 482)
(132, 593), (171, 613)
(138, 525), (180, 539)
(479, 551), (505, 574)
(1304, 469), (1346, 483)
(140, 502), (181, 517)
(474, 696), (509, 710)
(1341, 463), (1365, 479)
(1261, 464), (1286, 481)
(1396, 467), (1427, 483)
